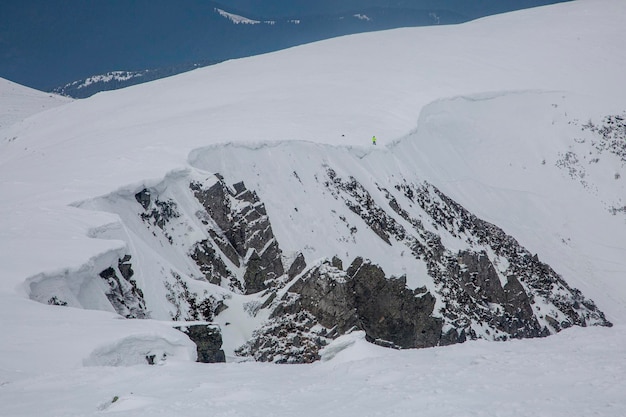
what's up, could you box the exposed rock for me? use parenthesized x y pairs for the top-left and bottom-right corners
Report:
(243, 257), (445, 362)
(163, 272), (222, 321)
(174, 324), (226, 363)
(98, 255), (147, 319)
(135, 188), (180, 245)
(190, 178), (285, 294)
(190, 239), (240, 291)
(348, 258), (442, 348)
(331, 256), (343, 270)
(287, 252), (307, 279)
(134, 188), (151, 211)
(47, 296), (68, 306)
(235, 306), (328, 364)
(323, 170), (610, 344)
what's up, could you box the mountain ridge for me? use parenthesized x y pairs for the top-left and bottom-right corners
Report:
(0, 0), (625, 405)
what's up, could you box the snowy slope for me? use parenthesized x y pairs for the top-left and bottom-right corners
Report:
(2, 326), (624, 417)
(0, 77), (71, 132)
(1, 0), (624, 299)
(1, 0), (626, 414)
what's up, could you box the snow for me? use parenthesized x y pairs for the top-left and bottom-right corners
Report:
(1, 324), (625, 416)
(215, 8), (261, 25)
(0, 77), (71, 132)
(71, 71), (145, 89)
(1, 0), (626, 415)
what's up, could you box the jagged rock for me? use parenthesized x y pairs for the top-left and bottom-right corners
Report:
(207, 229), (240, 268)
(174, 324), (226, 363)
(331, 255), (343, 270)
(134, 188), (151, 211)
(246, 257), (445, 362)
(164, 272), (222, 321)
(323, 169), (610, 344)
(412, 181), (611, 332)
(243, 250), (270, 294)
(287, 252), (307, 279)
(190, 178), (285, 294)
(190, 239), (238, 288)
(135, 188), (180, 242)
(448, 250), (545, 338)
(98, 256), (147, 319)
(236, 294), (329, 364)
(347, 258), (443, 348)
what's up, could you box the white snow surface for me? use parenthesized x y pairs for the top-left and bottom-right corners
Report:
(2, 325), (625, 416)
(1, 0), (626, 415)
(0, 78), (71, 132)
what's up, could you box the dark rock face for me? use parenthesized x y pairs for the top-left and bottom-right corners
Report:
(190, 239), (239, 289)
(446, 251), (545, 339)
(348, 258), (442, 348)
(98, 255), (147, 318)
(292, 257), (443, 349)
(190, 179), (285, 294)
(239, 257), (445, 362)
(287, 252), (307, 279)
(174, 324), (226, 363)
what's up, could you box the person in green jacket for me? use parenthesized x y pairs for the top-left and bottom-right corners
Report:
(372, 135), (377, 145)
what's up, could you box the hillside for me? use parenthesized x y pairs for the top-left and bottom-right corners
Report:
(0, 77), (71, 131)
(1, 0), (564, 93)
(0, 0), (625, 415)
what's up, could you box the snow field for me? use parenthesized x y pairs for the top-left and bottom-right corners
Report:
(0, 0), (626, 415)
(1, 325), (624, 416)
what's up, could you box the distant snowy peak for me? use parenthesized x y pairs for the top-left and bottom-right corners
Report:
(214, 8), (277, 25)
(353, 14), (372, 21)
(52, 70), (147, 97)
(215, 7), (261, 24)
(50, 62), (219, 98)
(72, 71), (146, 89)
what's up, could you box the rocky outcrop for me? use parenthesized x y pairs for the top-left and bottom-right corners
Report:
(238, 257), (445, 362)
(73, 166), (611, 365)
(164, 272), (225, 321)
(190, 178), (285, 294)
(323, 169), (611, 345)
(408, 181), (611, 333)
(174, 324), (226, 363)
(98, 255), (147, 319)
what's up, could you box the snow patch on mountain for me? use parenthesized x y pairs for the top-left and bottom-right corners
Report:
(65, 71), (146, 90)
(353, 14), (372, 21)
(215, 8), (262, 25)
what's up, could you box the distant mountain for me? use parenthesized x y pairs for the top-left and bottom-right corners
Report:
(51, 61), (220, 98)
(0, 0), (568, 96)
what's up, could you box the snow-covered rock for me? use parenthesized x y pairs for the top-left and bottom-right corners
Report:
(0, 2), (625, 415)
